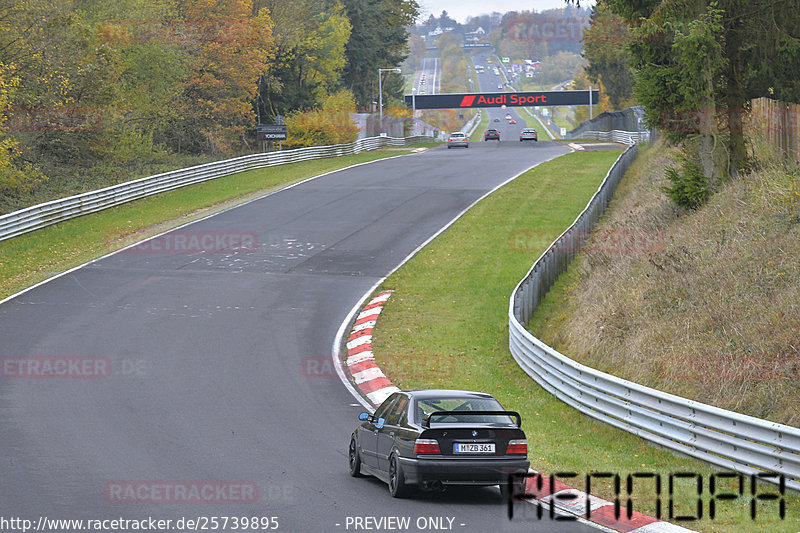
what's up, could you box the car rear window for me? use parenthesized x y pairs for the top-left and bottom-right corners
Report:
(415, 397), (513, 425)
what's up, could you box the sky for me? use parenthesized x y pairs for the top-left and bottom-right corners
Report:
(418, 1), (590, 24)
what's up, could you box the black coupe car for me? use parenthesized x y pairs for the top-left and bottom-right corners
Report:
(349, 389), (530, 498)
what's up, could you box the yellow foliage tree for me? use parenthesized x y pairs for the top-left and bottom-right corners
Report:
(284, 89), (358, 148)
(176, 0), (275, 153)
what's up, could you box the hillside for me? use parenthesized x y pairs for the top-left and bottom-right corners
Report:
(530, 139), (800, 426)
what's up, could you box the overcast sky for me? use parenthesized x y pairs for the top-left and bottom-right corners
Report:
(418, 1), (588, 23)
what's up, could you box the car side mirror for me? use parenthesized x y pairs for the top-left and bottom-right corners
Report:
(358, 412), (370, 421)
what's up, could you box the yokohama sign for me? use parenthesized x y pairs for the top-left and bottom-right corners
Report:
(405, 90), (598, 110)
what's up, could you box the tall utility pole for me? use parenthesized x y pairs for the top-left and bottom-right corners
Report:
(378, 68), (401, 133)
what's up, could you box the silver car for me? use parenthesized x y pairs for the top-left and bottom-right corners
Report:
(447, 132), (469, 149)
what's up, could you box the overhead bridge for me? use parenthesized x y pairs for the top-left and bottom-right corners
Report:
(405, 89), (598, 110)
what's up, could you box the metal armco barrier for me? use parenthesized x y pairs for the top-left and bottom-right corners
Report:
(580, 129), (650, 145)
(0, 135), (434, 243)
(508, 142), (800, 491)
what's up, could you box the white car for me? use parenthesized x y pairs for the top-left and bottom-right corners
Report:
(447, 132), (469, 149)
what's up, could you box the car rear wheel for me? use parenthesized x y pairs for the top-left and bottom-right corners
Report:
(388, 454), (409, 498)
(348, 436), (363, 477)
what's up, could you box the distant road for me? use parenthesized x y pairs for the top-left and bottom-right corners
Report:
(415, 57), (440, 95)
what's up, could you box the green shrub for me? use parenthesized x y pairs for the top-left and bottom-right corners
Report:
(663, 153), (709, 209)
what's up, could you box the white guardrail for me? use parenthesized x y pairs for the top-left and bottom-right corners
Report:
(580, 129), (651, 145)
(509, 136), (800, 491)
(0, 135), (435, 243)
(463, 111), (481, 138)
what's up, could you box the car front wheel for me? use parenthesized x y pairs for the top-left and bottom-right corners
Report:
(388, 453), (409, 498)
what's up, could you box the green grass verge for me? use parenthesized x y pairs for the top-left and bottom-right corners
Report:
(0, 145), (434, 300)
(370, 150), (796, 532)
(469, 110), (489, 142)
(549, 113), (573, 132)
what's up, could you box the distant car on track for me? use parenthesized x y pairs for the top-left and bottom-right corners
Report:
(484, 129), (500, 141)
(520, 128), (538, 142)
(349, 389), (530, 498)
(447, 131), (469, 149)
(508, 119), (517, 124)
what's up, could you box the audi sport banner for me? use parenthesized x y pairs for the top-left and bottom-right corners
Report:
(405, 90), (598, 110)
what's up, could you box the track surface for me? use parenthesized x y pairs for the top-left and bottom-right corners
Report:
(415, 57), (440, 95)
(472, 53), (535, 142)
(0, 77), (598, 533)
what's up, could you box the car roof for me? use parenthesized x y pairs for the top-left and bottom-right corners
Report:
(403, 389), (497, 401)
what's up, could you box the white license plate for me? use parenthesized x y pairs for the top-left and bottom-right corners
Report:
(454, 443), (495, 454)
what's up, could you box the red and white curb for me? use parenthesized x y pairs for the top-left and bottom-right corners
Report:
(344, 290), (400, 406)
(341, 291), (696, 533)
(519, 474), (695, 532)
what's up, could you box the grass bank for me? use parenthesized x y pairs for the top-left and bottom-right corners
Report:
(370, 147), (797, 532)
(530, 139), (800, 428)
(469, 110), (488, 142)
(0, 145), (436, 300)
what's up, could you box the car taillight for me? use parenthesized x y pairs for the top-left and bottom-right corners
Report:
(414, 438), (441, 454)
(506, 439), (527, 454)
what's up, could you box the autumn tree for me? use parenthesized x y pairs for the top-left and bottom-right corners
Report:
(256, 0), (351, 121)
(340, 0), (419, 109)
(581, 0), (633, 110)
(582, 0), (800, 180)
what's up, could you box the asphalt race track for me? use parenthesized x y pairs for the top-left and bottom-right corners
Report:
(0, 70), (599, 533)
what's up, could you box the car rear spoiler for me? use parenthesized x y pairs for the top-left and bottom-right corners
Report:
(422, 410), (522, 429)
